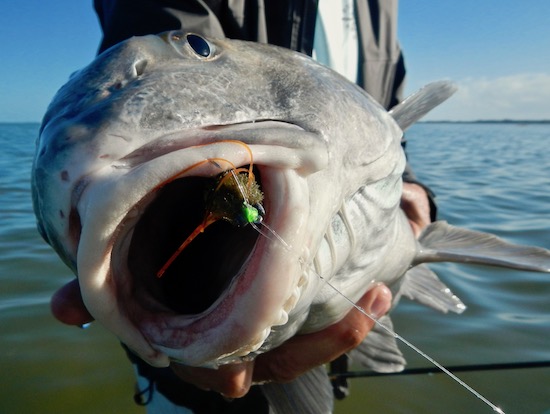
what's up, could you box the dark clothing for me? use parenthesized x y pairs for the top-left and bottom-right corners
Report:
(94, 0), (405, 109)
(124, 344), (269, 413)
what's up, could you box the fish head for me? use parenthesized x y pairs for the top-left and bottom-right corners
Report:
(32, 32), (404, 368)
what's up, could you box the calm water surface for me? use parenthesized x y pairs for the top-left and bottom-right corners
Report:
(1, 122), (549, 413)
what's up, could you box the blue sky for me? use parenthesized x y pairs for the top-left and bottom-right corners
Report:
(1, 1), (549, 122)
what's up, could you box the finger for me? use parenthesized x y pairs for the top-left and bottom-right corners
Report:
(50, 279), (94, 326)
(401, 182), (431, 237)
(171, 360), (255, 398)
(252, 283), (392, 383)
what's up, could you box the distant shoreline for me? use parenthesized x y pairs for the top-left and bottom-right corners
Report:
(420, 119), (550, 125)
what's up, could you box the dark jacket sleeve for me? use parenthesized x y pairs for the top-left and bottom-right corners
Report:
(94, 0), (272, 54)
(355, 0), (405, 111)
(354, 1), (437, 219)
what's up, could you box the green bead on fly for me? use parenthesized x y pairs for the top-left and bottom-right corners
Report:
(203, 167), (264, 226)
(241, 201), (262, 225)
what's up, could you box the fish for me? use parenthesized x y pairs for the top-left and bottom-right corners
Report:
(32, 31), (550, 412)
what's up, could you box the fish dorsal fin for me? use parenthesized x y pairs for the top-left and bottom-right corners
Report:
(399, 264), (466, 314)
(389, 81), (457, 130)
(414, 221), (550, 272)
(261, 365), (333, 414)
(347, 314), (406, 373)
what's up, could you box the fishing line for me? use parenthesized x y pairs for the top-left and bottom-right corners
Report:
(320, 277), (505, 414)
(251, 220), (505, 414)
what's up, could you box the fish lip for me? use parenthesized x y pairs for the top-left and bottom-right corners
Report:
(115, 120), (328, 175)
(78, 121), (326, 367)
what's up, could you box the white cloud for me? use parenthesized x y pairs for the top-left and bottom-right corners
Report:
(423, 73), (550, 121)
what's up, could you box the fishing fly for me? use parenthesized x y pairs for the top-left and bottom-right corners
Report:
(156, 141), (264, 278)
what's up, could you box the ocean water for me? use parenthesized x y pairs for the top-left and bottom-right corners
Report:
(0, 122), (548, 413)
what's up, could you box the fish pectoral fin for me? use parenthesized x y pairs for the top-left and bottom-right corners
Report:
(261, 365), (333, 414)
(415, 221), (550, 272)
(389, 81), (457, 131)
(348, 315), (406, 373)
(399, 264), (466, 314)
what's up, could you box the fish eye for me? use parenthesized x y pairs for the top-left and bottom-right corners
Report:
(186, 34), (212, 58)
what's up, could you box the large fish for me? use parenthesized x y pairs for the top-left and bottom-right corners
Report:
(32, 32), (550, 412)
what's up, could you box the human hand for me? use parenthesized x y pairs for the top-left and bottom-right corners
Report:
(52, 274), (392, 399)
(400, 182), (432, 237)
(170, 283), (392, 398)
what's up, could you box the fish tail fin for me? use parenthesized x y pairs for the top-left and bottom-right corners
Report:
(414, 221), (550, 272)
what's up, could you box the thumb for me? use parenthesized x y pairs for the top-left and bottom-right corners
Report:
(51, 278), (94, 327)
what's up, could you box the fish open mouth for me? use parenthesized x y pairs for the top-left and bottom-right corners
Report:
(127, 168), (263, 315)
(77, 123), (329, 366)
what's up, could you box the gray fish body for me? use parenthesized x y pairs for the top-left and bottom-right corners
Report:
(32, 31), (550, 382)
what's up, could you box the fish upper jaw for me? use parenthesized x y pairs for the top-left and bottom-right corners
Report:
(115, 121), (328, 176)
(74, 129), (328, 367)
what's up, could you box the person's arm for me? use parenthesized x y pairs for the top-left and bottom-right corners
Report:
(355, 0), (437, 232)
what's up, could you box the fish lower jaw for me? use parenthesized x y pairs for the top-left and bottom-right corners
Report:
(211, 271), (309, 366)
(143, 229), (308, 367)
(136, 236), (308, 367)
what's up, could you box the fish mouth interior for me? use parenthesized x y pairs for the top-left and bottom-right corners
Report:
(127, 170), (262, 315)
